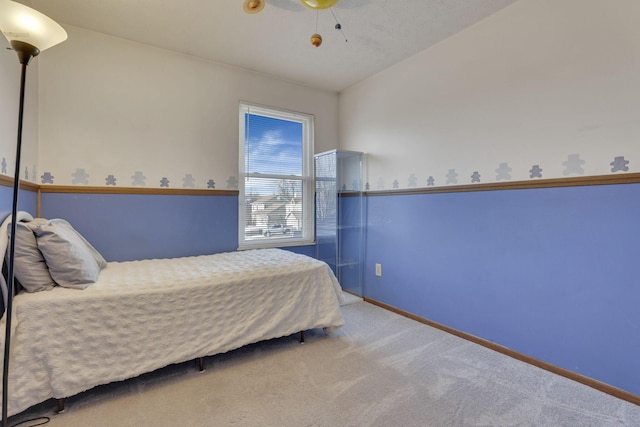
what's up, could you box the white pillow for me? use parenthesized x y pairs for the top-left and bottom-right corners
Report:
(34, 219), (105, 290)
(7, 218), (56, 292)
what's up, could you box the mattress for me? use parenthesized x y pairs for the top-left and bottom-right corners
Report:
(0, 248), (345, 416)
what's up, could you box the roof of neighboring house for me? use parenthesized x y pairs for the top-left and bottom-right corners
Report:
(253, 202), (286, 217)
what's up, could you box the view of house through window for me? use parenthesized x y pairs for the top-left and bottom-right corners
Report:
(238, 103), (314, 249)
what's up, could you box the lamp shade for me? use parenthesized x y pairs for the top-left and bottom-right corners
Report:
(300, 0), (339, 10)
(0, 0), (67, 53)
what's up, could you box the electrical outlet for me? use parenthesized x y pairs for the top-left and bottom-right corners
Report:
(375, 263), (382, 277)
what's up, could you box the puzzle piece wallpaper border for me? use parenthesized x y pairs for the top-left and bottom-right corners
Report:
(41, 171), (236, 190)
(0, 154), (634, 193)
(368, 154), (634, 191)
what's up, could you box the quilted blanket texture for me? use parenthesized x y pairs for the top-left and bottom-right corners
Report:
(0, 248), (345, 416)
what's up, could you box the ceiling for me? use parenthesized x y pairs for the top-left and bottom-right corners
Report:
(26, 0), (520, 92)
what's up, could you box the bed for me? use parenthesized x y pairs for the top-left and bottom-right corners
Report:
(0, 212), (345, 417)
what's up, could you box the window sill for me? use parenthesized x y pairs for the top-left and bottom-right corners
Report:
(237, 238), (315, 251)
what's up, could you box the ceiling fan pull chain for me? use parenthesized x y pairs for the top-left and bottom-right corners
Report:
(330, 7), (347, 42)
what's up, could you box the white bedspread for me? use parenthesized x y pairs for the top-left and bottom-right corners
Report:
(0, 249), (345, 416)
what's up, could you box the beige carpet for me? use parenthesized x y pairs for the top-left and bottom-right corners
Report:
(9, 301), (640, 426)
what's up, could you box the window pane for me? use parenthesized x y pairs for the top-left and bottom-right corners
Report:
(244, 113), (302, 176)
(242, 177), (304, 241)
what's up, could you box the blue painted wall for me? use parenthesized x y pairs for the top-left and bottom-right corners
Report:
(283, 244), (317, 258)
(38, 192), (315, 262)
(0, 185), (38, 221)
(40, 192), (239, 261)
(5, 182), (639, 397)
(363, 183), (640, 396)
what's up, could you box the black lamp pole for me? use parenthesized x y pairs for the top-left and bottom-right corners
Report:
(2, 41), (40, 427)
(1, 4), (67, 423)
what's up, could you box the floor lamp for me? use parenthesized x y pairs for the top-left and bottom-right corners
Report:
(0, 2), (67, 425)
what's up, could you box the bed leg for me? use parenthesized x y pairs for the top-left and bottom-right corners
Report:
(56, 398), (65, 414)
(299, 331), (305, 344)
(198, 357), (205, 372)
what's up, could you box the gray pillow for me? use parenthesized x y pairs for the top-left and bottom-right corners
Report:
(7, 218), (56, 292)
(34, 219), (104, 290)
(46, 219), (107, 269)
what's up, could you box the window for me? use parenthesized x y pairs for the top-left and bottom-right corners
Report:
(238, 103), (314, 249)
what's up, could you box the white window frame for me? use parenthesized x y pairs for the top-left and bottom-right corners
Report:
(238, 102), (315, 249)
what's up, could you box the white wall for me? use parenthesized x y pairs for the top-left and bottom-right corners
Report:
(37, 26), (338, 188)
(339, 0), (640, 190)
(0, 42), (40, 183)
